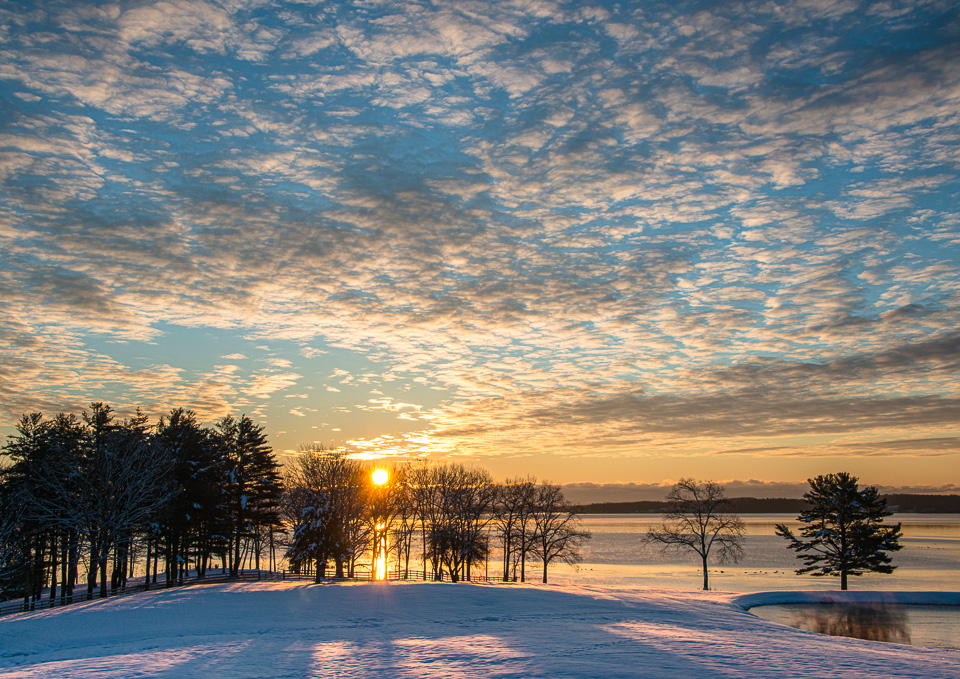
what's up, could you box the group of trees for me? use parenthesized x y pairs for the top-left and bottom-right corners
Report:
(282, 449), (590, 584)
(2, 401), (901, 603)
(0, 404), (282, 607)
(0, 407), (591, 607)
(648, 473), (903, 591)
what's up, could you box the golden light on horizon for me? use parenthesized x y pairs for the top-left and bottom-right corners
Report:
(372, 468), (389, 486)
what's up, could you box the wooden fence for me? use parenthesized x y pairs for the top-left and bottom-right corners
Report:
(0, 568), (501, 617)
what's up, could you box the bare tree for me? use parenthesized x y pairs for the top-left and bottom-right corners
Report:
(388, 464), (417, 578)
(452, 467), (495, 582)
(406, 461), (434, 579)
(491, 478), (539, 582)
(416, 463), (493, 582)
(644, 479), (744, 591)
(530, 483), (590, 584)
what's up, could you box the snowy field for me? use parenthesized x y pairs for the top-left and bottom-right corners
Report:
(1, 581), (958, 678)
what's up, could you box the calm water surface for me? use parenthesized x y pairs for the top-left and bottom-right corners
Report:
(547, 514), (960, 592)
(749, 603), (960, 650)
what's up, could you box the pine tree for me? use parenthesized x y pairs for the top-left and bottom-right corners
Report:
(1, 412), (84, 606)
(283, 446), (366, 578)
(155, 409), (228, 582)
(283, 487), (332, 582)
(776, 472), (903, 590)
(218, 415), (281, 576)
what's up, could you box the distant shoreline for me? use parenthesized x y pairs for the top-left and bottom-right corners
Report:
(573, 493), (960, 514)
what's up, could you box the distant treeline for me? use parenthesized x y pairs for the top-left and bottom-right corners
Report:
(573, 493), (960, 514)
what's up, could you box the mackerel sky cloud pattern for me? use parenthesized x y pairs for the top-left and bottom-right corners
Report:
(1, 0), (958, 487)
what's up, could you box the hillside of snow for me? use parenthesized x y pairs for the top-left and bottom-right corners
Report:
(1, 581), (958, 678)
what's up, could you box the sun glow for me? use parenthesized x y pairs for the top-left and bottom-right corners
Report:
(372, 469), (389, 579)
(374, 523), (388, 580)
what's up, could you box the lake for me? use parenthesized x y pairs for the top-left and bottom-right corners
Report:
(546, 514), (960, 592)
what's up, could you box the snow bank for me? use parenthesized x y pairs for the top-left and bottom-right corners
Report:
(735, 590), (960, 610)
(1, 581), (957, 678)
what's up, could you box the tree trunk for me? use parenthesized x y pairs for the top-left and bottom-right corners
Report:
(67, 535), (78, 602)
(502, 535), (510, 581)
(841, 570), (848, 590)
(520, 532), (526, 583)
(60, 537), (69, 604)
(87, 539), (98, 597)
(21, 543), (31, 611)
(99, 548), (109, 598)
(165, 541), (173, 587)
(48, 534), (58, 603)
(232, 519), (242, 577)
(111, 545), (120, 592)
(420, 521), (427, 580)
(32, 535), (45, 603)
(145, 537), (152, 590)
(702, 555), (709, 591)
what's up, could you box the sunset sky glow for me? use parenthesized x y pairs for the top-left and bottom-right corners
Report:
(2, 0), (959, 495)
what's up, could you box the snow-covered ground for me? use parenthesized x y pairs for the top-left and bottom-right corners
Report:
(1, 581), (958, 678)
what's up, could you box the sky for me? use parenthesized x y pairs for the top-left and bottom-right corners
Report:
(1, 0), (959, 499)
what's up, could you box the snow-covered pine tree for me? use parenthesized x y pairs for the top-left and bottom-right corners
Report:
(218, 415), (282, 577)
(155, 409), (229, 581)
(284, 489), (332, 582)
(775, 472), (903, 590)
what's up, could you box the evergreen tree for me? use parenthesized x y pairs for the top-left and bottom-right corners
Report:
(0, 478), (28, 602)
(155, 409), (228, 582)
(218, 415), (282, 576)
(283, 486), (332, 582)
(0, 412), (83, 606)
(776, 472), (903, 590)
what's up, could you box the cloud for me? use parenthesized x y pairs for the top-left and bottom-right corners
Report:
(244, 372), (302, 399)
(563, 478), (960, 503)
(0, 0), (958, 486)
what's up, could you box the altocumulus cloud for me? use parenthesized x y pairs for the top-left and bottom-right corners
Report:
(0, 0), (958, 483)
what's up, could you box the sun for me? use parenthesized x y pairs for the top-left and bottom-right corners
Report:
(372, 468), (389, 486)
